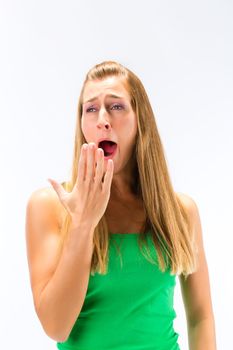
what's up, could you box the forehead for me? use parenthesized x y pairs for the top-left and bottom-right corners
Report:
(82, 76), (130, 104)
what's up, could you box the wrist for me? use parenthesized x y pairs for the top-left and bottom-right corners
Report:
(70, 216), (96, 232)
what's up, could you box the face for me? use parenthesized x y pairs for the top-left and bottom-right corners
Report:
(81, 76), (138, 175)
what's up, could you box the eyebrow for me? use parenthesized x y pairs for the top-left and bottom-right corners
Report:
(83, 94), (125, 105)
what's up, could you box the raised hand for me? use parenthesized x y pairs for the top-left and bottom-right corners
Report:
(48, 142), (114, 228)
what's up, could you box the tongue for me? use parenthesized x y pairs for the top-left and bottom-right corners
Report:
(101, 141), (117, 155)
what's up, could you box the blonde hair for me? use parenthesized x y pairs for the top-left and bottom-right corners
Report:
(56, 60), (198, 280)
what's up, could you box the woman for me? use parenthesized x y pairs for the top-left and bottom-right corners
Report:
(25, 60), (217, 349)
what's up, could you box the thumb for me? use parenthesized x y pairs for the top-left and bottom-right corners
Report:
(47, 178), (66, 201)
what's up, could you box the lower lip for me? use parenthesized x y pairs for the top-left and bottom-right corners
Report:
(104, 146), (117, 160)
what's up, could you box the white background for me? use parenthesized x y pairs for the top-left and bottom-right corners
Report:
(0, 1), (232, 349)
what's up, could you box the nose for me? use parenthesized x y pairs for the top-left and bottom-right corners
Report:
(97, 107), (111, 130)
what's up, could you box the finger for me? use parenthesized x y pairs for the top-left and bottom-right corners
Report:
(92, 143), (98, 174)
(76, 143), (88, 185)
(94, 147), (104, 183)
(47, 178), (66, 200)
(86, 143), (95, 181)
(102, 159), (114, 192)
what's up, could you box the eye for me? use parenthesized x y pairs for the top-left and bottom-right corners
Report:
(85, 104), (124, 113)
(86, 107), (96, 113)
(111, 104), (124, 110)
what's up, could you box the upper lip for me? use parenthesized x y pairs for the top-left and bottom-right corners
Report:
(97, 138), (117, 146)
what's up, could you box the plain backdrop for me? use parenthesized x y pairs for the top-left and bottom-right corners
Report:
(0, 1), (232, 349)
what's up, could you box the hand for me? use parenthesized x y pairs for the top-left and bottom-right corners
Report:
(48, 142), (114, 228)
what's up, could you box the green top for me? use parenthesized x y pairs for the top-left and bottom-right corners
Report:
(57, 231), (180, 350)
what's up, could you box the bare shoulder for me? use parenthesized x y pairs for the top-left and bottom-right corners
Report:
(175, 193), (215, 327)
(176, 191), (198, 212)
(175, 191), (201, 243)
(176, 191), (200, 224)
(25, 184), (67, 311)
(26, 185), (66, 230)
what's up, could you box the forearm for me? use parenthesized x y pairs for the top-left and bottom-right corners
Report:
(187, 317), (217, 350)
(37, 220), (95, 342)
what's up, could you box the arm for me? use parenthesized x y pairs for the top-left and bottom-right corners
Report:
(177, 193), (217, 350)
(187, 317), (216, 350)
(25, 188), (95, 343)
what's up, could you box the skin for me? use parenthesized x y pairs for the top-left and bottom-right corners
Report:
(177, 193), (217, 349)
(81, 76), (138, 202)
(82, 78), (217, 347)
(26, 76), (216, 347)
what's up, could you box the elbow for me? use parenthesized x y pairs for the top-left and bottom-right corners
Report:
(48, 332), (69, 343)
(35, 305), (70, 343)
(41, 319), (70, 343)
(187, 312), (216, 329)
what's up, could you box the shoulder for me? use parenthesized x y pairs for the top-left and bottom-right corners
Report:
(176, 191), (199, 219)
(176, 192), (203, 246)
(27, 186), (58, 208)
(26, 184), (67, 229)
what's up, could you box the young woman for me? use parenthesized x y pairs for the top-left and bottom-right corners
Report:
(25, 60), (217, 349)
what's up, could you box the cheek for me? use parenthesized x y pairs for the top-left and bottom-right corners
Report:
(122, 117), (137, 138)
(81, 118), (91, 137)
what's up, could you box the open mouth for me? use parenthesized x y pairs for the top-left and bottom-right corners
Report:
(98, 140), (117, 157)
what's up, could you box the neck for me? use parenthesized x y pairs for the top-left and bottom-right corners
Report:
(110, 158), (139, 201)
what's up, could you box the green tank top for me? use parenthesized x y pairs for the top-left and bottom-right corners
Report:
(56, 231), (180, 350)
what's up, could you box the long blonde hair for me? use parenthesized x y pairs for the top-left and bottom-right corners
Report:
(56, 60), (198, 280)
